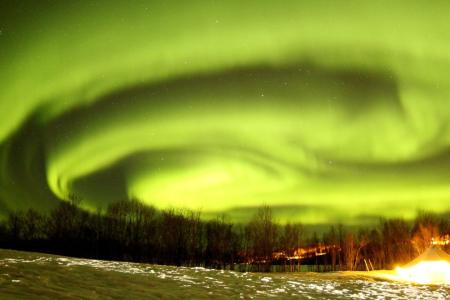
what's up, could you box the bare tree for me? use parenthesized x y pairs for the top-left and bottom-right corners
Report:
(412, 212), (440, 254)
(343, 232), (356, 270)
(323, 226), (338, 271)
(279, 222), (303, 271)
(247, 205), (278, 271)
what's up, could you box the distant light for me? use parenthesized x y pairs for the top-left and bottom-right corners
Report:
(431, 236), (449, 246)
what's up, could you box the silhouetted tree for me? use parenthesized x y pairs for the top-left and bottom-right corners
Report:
(323, 226), (338, 271)
(246, 205), (278, 271)
(22, 209), (46, 241)
(205, 216), (237, 268)
(411, 212), (440, 255)
(381, 218), (414, 268)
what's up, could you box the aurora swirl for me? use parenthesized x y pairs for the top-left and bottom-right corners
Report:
(0, 1), (449, 225)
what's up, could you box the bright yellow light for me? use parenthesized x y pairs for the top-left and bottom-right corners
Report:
(395, 261), (450, 285)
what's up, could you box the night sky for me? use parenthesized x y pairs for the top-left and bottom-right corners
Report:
(1, 1), (449, 225)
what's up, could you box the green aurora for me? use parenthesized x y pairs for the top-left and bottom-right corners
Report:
(0, 0), (449, 225)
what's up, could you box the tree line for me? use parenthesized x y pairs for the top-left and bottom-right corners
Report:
(0, 198), (448, 272)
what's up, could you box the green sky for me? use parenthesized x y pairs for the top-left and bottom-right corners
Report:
(0, 0), (449, 225)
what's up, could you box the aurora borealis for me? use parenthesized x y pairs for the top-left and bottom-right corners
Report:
(1, 1), (449, 225)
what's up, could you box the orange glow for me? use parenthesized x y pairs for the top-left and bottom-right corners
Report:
(431, 235), (450, 246)
(395, 261), (450, 284)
